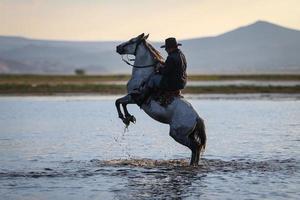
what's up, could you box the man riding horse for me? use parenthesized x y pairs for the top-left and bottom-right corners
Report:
(134, 37), (187, 104)
(115, 34), (206, 165)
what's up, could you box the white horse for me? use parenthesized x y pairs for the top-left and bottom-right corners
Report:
(115, 33), (206, 165)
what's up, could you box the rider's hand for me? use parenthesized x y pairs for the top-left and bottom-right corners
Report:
(155, 62), (165, 73)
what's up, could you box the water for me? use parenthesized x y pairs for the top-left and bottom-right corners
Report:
(0, 95), (299, 199)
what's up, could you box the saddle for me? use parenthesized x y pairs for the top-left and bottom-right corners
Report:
(130, 85), (182, 107)
(150, 89), (182, 107)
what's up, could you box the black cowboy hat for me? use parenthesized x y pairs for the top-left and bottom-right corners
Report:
(160, 37), (182, 49)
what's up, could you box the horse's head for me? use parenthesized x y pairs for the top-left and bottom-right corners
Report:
(116, 33), (164, 93)
(116, 33), (149, 55)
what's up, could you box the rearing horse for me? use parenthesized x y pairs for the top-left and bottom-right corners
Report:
(115, 33), (206, 165)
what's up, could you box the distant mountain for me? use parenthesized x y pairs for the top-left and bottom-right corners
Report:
(181, 20), (300, 74)
(0, 20), (300, 74)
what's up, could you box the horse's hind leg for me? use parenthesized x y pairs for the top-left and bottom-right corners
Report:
(169, 129), (198, 165)
(188, 132), (201, 166)
(190, 118), (207, 165)
(190, 149), (197, 166)
(191, 145), (201, 165)
(170, 118), (206, 166)
(190, 141), (200, 166)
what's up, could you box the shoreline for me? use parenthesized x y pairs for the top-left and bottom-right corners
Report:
(1, 93), (299, 102)
(0, 84), (299, 95)
(1, 74), (300, 83)
(0, 74), (299, 95)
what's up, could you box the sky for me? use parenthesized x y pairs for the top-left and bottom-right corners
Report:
(0, 0), (299, 41)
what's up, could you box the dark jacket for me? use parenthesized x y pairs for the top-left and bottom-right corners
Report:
(159, 49), (187, 91)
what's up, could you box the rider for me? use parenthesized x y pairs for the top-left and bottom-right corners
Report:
(134, 37), (187, 104)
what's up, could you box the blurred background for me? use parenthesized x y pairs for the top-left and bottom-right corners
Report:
(0, 0), (299, 75)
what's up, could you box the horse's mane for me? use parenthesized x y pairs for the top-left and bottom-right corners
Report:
(144, 41), (165, 64)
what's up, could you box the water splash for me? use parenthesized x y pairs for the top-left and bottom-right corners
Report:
(1, 158), (298, 179)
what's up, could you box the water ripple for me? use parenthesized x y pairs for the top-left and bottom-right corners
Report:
(0, 158), (298, 179)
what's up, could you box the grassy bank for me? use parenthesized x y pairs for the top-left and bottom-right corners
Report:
(1, 74), (300, 84)
(0, 74), (131, 84)
(188, 74), (300, 81)
(0, 74), (299, 95)
(0, 83), (299, 95)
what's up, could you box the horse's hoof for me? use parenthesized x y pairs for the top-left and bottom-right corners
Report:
(130, 115), (136, 123)
(125, 115), (136, 124)
(122, 118), (130, 126)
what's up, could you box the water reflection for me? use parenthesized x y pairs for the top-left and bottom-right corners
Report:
(106, 162), (203, 199)
(0, 158), (299, 199)
(96, 158), (299, 199)
(118, 169), (200, 199)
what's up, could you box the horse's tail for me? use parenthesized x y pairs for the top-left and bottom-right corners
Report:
(193, 117), (206, 155)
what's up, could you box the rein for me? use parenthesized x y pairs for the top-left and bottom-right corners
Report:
(121, 40), (158, 68)
(121, 55), (158, 68)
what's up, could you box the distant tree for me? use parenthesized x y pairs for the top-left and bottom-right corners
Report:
(75, 69), (86, 75)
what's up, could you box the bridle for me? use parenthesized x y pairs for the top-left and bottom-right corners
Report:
(120, 39), (158, 68)
(121, 55), (158, 68)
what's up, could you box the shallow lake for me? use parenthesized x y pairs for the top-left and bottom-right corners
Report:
(0, 95), (299, 200)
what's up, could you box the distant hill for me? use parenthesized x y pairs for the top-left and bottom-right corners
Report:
(0, 20), (300, 74)
(181, 21), (300, 74)
(0, 37), (123, 74)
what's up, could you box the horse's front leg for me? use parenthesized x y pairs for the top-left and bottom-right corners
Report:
(115, 96), (126, 120)
(115, 94), (136, 126)
(122, 103), (136, 124)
